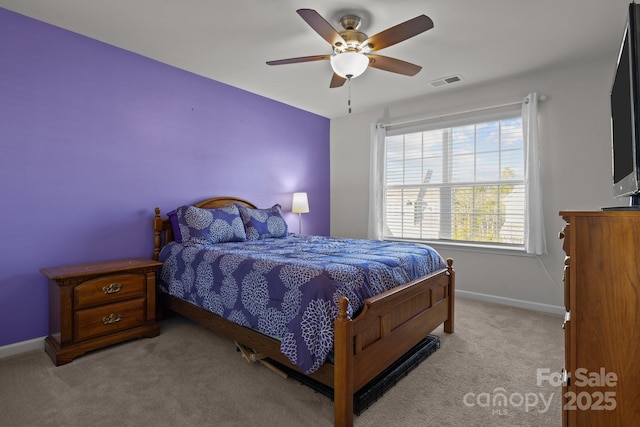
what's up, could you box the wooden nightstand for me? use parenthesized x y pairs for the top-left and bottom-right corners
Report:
(41, 258), (162, 366)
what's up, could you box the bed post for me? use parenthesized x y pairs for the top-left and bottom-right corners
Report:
(334, 297), (353, 427)
(444, 258), (455, 333)
(153, 207), (163, 261)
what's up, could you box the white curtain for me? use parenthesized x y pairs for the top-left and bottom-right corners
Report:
(522, 93), (547, 255)
(367, 123), (386, 239)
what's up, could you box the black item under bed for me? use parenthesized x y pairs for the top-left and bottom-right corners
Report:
(270, 334), (440, 415)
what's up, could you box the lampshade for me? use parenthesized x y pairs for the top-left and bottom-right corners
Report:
(292, 192), (309, 213)
(330, 52), (369, 79)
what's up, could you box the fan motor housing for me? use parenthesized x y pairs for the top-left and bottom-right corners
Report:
(336, 30), (367, 52)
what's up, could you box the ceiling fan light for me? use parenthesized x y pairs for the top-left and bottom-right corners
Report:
(330, 52), (369, 79)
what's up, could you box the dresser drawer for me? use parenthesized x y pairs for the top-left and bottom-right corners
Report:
(75, 298), (145, 342)
(74, 274), (145, 309)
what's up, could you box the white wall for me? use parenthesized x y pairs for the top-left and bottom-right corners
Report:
(330, 54), (618, 312)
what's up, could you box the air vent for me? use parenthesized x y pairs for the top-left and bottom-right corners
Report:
(429, 75), (463, 87)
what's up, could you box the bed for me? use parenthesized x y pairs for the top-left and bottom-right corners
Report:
(152, 196), (454, 427)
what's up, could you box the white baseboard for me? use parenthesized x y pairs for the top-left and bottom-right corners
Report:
(456, 289), (565, 315)
(0, 336), (45, 360)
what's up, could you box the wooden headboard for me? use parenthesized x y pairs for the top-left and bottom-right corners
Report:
(153, 196), (258, 260)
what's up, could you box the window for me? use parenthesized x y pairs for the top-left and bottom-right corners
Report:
(383, 108), (526, 249)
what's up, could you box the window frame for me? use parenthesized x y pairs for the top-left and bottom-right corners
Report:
(381, 106), (527, 251)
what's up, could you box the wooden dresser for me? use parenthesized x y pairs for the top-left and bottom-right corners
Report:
(41, 258), (162, 365)
(559, 211), (640, 425)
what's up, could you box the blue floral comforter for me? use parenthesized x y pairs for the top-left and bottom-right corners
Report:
(158, 235), (445, 374)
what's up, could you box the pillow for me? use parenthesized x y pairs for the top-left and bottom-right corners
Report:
(167, 209), (183, 243)
(237, 204), (288, 240)
(175, 204), (247, 244)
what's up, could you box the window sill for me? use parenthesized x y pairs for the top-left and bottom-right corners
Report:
(384, 238), (533, 257)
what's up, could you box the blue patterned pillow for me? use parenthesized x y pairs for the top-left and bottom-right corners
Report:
(237, 204), (288, 240)
(176, 204), (246, 244)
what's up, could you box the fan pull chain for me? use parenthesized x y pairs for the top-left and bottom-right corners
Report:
(348, 79), (352, 114)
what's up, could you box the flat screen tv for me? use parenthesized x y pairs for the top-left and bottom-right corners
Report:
(610, 3), (640, 207)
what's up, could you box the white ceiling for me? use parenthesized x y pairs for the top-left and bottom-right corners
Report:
(0, 0), (633, 118)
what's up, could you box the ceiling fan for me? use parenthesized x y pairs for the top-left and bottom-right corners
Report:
(266, 9), (434, 88)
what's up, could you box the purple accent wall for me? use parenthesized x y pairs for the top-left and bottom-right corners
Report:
(0, 8), (330, 347)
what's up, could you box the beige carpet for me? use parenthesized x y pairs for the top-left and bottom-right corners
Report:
(0, 297), (563, 426)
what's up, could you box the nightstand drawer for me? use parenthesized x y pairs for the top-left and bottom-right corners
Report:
(75, 298), (145, 342)
(75, 274), (145, 309)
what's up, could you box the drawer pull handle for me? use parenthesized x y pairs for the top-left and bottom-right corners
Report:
(102, 283), (123, 294)
(103, 313), (123, 325)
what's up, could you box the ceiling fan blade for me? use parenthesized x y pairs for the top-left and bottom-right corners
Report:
(364, 15), (434, 51)
(297, 9), (347, 48)
(367, 54), (422, 76)
(330, 73), (347, 88)
(266, 54), (331, 66)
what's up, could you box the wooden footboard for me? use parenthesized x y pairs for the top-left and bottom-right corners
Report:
(333, 259), (454, 427)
